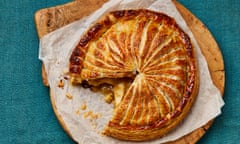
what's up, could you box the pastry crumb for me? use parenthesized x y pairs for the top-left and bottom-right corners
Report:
(75, 108), (81, 115)
(81, 102), (87, 110)
(57, 79), (64, 88)
(90, 113), (99, 120)
(75, 103), (87, 116)
(65, 93), (73, 99)
(83, 111), (93, 119)
(83, 111), (101, 121)
(75, 109), (81, 115)
(105, 93), (114, 104)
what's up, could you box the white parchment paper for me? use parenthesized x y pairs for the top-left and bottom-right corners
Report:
(39, 0), (224, 143)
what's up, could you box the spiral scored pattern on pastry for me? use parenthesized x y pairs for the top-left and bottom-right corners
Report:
(69, 9), (199, 141)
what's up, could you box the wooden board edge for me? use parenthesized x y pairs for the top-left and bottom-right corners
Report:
(50, 90), (74, 140)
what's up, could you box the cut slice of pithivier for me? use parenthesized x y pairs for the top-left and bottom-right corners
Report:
(69, 9), (199, 141)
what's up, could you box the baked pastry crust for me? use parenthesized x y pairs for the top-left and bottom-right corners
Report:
(69, 9), (199, 141)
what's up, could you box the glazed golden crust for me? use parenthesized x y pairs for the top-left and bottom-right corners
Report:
(69, 9), (199, 141)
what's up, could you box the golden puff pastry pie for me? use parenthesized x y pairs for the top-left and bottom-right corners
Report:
(69, 9), (199, 141)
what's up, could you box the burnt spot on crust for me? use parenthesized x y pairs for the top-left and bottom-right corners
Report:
(72, 47), (84, 56)
(125, 10), (138, 17)
(70, 56), (81, 65)
(103, 16), (112, 26)
(79, 35), (91, 47)
(111, 10), (125, 18)
(88, 23), (102, 38)
(81, 80), (92, 88)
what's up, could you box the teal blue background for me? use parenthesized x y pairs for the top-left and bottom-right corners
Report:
(0, 0), (239, 143)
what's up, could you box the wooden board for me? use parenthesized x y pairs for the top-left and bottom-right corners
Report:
(34, 0), (225, 143)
